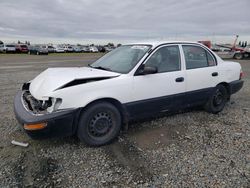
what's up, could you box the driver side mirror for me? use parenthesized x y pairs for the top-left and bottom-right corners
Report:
(138, 65), (158, 75)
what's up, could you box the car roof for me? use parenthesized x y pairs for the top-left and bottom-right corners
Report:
(125, 41), (201, 48)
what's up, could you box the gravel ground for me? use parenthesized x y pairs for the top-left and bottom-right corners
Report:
(0, 54), (249, 187)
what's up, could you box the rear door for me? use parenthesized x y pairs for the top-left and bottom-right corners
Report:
(127, 44), (186, 118)
(181, 44), (219, 106)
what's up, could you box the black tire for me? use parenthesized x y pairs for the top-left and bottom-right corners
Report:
(234, 53), (243, 60)
(244, 53), (249, 58)
(204, 85), (228, 114)
(77, 102), (122, 146)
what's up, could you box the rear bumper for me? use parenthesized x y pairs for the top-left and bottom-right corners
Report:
(229, 80), (244, 95)
(14, 91), (79, 139)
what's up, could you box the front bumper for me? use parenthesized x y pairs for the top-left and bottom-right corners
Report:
(14, 91), (79, 139)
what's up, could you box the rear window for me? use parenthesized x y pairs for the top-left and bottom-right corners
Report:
(6, 45), (15, 47)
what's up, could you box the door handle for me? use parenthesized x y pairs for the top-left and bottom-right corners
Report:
(175, 77), (184, 82)
(212, 72), (218, 77)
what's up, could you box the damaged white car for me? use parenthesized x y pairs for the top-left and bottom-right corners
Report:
(14, 41), (244, 146)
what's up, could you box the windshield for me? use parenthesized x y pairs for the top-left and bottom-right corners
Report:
(90, 45), (151, 73)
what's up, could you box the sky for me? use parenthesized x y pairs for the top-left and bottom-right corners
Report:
(0, 0), (249, 45)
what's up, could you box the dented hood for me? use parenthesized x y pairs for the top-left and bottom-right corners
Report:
(29, 67), (120, 99)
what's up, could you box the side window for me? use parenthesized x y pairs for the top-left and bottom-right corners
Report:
(183, 45), (216, 69)
(207, 51), (216, 66)
(145, 45), (181, 73)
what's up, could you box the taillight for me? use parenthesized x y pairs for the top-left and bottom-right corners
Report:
(240, 69), (244, 80)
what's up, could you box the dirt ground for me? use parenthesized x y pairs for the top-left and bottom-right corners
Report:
(0, 53), (249, 187)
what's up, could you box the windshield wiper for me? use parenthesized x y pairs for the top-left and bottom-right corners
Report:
(90, 66), (112, 71)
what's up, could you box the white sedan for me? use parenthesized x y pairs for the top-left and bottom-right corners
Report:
(89, 46), (99, 52)
(14, 41), (244, 146)
(54, 45), (65, 53)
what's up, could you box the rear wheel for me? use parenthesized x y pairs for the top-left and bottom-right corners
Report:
(204, 85), (228, 114)
(77, 102), (121, 146)
(234, 53), (243, 60)
(244, 53), (249, 58)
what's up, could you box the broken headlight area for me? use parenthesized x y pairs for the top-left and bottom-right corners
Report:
(22, 91), (61, 114)
(22, 91), (52, 114)
(22, 82), (31, 91)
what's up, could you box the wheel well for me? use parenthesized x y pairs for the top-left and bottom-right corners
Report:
(217, 82), (231, 97)
(81, 98), (128, 124)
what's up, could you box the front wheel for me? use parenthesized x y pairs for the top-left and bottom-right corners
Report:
(77, 102), (122, 146)
(204, 85), (228, 114)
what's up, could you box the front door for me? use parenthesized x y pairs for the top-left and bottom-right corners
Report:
(126, 45), (186, 118)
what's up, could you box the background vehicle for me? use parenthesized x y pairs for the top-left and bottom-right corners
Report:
(211, 46), (240, 59)
(28, 45), (48, 55)
(54, 45), (65, 53)
(3, 44), (16, 53)
(0, 40), (4, 52)
(89, 46), (99, 52)
(82, 46), (90, 52)
(97, 46), (106, 53)
(104, 46), (113, 52)
(215, 35), (249, 59)
(198, 41), (212, 49)
(72, 46), (82, 53)
(46, 45), (55, 53)
(15, 44), (28, 53)
(64, 45), (74, 52)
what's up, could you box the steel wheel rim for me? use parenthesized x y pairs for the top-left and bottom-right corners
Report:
(213, 89), (223, 106)
(88, 112), (113, 138)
